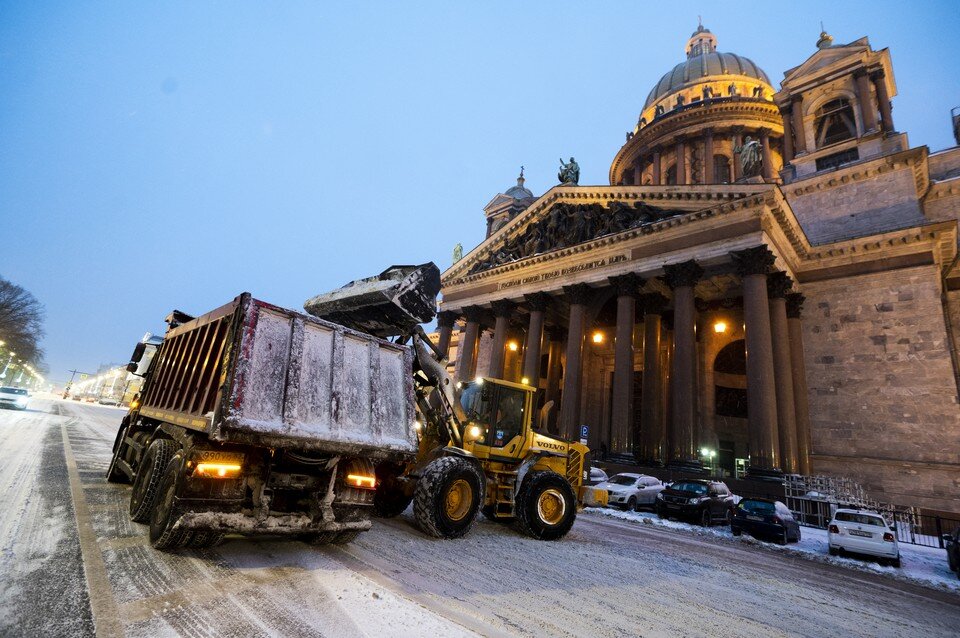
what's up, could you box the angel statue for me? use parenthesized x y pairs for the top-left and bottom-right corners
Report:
(734, 136), (763, 179)
(558, 157), (580, 185)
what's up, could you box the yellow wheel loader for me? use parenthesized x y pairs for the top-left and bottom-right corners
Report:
(303, 263), (607, 540)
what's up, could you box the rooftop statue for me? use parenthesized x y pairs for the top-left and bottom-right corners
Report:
(734, 136), (763, 178)
(558, 157), (580, 185)
(452, 242), (463, 263)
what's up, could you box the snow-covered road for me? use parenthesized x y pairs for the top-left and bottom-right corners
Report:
(1, 398), (958, 637)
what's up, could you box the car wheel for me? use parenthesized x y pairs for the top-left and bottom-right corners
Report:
(731, 526), (742, 537)
(700, 509), (711, 527)
(828, 546), (839, 556)
(627, 496), (637, 512)
(656, 503), (667, 519)
(779, 528), (788, 546)
(795, 527), (802, 543)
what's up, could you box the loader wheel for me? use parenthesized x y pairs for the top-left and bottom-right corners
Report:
(514, 471), (576, 541)
(149, 455), (193, 550)
(413, 456), (484, 539)
(129, 439), (176, 522)
(373, 466), (413, 518)
(105, 425), (129, 484)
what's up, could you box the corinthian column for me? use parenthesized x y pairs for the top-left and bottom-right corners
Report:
(768, 272), (799, 474)
(436, 310), (457, 359)
(855, 69), (878, 133)
(522, 292), (551, 384)
(872, 70), (894, 133)
(652, 147), (662, 185)
(559, 284), (592, 440)
(609, 273), (643, 454)
(675, 137), (687, 184)
(663, 260), (703, 468)
(455, 306), (485, 382)
(786, 293), (812, 475)
(637, 292), (668, 465)
(487, 300), (515, 379)
(731, 247), (781, 477)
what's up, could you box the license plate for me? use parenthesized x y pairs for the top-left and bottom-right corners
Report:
(746, 515), (763, 521)
(849, 530), (872, 538)
(194, 450), (244, 465)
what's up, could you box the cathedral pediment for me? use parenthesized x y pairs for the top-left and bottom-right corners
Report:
(781, 41), (871, 85)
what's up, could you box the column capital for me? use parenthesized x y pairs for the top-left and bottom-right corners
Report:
(703, 126), (714, 137)
(639, 292), (669, 316)
(731, 125), (745, 135)
(869, 68), (886, 82)
(462, 305), (486, 324)
(524, 292), (552, 312)
(758, 127), (771, 138)
(853, 68), (869, 79)
(563, 283), (593, 306)
(785, 292), (806, 318)
(436, 310), (458, 328)
(779, 103), (793, 117)
(490, 299), (516, 318)
(766, 271), (794, 299)
(731, 246), (775, 277)
(608, 273), (645, 297)
(651, 145), (662, 154)
(662, 260), (704, 290)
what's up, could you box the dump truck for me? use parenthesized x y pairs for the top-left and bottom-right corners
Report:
(304, 264), (607, 540)
(105, 293), (420, 549)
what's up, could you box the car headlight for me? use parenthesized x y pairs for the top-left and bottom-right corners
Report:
(656, 492), (664, 501)
(688, 497), (704, 505)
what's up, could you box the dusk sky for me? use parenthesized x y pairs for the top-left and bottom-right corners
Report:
(2, 1), (958, 384)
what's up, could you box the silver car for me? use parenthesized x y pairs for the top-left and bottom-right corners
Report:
(0, 386), (29, 410)
(596, 473), (665, 511)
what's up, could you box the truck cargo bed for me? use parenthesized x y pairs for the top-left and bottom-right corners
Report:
(139, 293), (417, 460)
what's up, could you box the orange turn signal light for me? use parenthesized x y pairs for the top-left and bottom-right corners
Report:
(130, 400), (140, 409)
(346, 473), (376, 489)
(194, 463), (242, 478)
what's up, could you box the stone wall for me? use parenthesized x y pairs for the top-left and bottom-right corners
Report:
(801, 264), (960, 512)
(786, 165), (925, 245)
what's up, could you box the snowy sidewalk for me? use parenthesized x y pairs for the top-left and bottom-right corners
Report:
(584, 506), (960, 594)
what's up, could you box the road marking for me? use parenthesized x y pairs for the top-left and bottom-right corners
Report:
(62, 422), (125, 638)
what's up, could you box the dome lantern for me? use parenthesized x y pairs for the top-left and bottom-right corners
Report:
(686, 18), (718, 58)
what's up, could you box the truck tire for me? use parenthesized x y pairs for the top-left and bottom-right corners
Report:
(187, 531), (225, 549)
(149, 455), (194, 550)
(373, 468), (413, 518)
(129, 438), (176, 523)
(105, 425), (129, 484)
(514, 471), (576, 541)
(413, 456), (484, 539)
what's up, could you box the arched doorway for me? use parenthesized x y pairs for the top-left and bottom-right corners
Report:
(714, 339), (748, 476)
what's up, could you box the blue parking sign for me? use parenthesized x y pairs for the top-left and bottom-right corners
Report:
(580, 425), (589, 440)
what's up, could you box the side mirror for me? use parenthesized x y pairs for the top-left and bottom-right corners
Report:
(130, 342), (147, 365)
(126, 362), (138, 373)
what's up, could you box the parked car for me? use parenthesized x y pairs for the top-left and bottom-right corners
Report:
(97, 397), (121, 406)
(588, 466), (609, 486)
(0, 386), (29, 410)
(731, 498), (801, 544)
(596, 473), (665, 511)
(942, 527), (959, 580)
(656, 479), (735, 526)
(828, 509), (901, 567)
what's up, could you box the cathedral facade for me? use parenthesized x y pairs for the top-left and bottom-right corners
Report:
(435, 26), (960, 513)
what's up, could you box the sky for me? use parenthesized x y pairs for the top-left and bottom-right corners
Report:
(1, 1), (958, 384)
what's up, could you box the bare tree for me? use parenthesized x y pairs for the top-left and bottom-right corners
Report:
(0, 276), (45, 365)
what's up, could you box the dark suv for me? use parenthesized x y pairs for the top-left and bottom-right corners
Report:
(655, 479), (735, 526)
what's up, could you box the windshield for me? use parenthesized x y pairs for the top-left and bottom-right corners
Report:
(671, 482), (708, 495)
(739, 500), (775, 514)
(609, 475), (638, 486)
(836, 512), (886, 527)
(459, 381), (526, 448)
(0, 387), (27, 396)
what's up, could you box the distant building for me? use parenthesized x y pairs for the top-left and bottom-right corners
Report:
(436, 26), (960, 513)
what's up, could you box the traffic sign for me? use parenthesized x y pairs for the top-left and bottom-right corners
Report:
(580, 424), (589, 440)
(80, 374), (88, 380)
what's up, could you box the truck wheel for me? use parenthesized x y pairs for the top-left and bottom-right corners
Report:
(373, 475), (413, 518)
(105, 425), (129, 484)
(149, 455), (193, 550)
(514, 471), (576, 541)
(129, 439), (176, 523)
(187, 531), (225, 549)
(413, 456), (484, 539)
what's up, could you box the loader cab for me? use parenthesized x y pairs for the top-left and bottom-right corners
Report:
(458, 378), (535, 461)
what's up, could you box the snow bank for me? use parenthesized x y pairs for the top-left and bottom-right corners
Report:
(583, 506), (960, 593)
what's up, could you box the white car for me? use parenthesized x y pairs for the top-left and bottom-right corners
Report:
(828, 508), (901, 567)
(596, 473), (665, 511)
(0, 386), (29, 410)
(588, 466), (608, 485)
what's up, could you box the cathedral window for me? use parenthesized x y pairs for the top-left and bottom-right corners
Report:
(665, 164), (677, 185)
(713, 155), (731, 184)
(814, 98), (857, 147)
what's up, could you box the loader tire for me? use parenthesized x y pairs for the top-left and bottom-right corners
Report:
(149, 455), (193, 550)
(373, 467), (413, 518)
(413, 456), (484, 539)
(105, 425), (130, 484)
(129, 438), (176, 523)
(514, 471), (576, 541)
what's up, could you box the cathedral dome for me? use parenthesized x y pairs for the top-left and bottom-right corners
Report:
(643, 51), (771, 110)
(503, 169), (534, 200)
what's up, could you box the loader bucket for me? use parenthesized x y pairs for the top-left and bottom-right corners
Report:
(303, 263), (441, 337)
